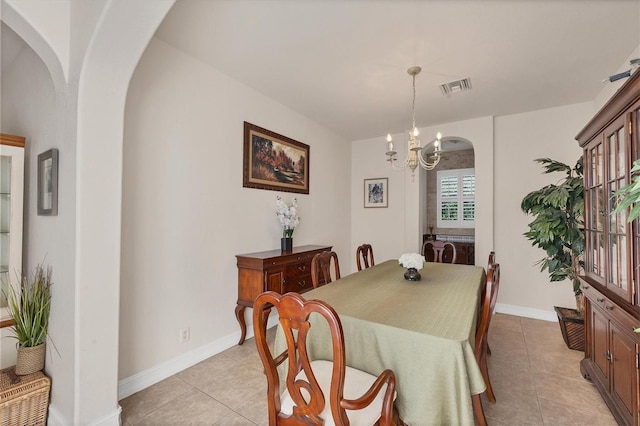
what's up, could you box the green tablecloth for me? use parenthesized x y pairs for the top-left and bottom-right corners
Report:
(275, 259), (486, 425)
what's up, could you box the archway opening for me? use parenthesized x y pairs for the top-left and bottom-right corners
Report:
(423, 136), (475, 264)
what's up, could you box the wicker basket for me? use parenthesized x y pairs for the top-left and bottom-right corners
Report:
(0, 367), (50, 426)
(554, 306), (585, 352)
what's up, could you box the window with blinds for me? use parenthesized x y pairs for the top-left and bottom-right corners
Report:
(437, 168), (475, 228)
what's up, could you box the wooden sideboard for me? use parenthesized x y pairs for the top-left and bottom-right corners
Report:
(235, 245), (332, 344)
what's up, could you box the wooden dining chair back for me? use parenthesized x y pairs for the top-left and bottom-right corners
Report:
(476, 264), (501, 394)
(253, 291), (397, 426)
(483, 251), (497, 355)
(422, 240), (457, 264)
(487, 251), (496, 271)
(471, 263), (500, 426)
(311, 251), (341, 288)
(356, 244), (375, 271)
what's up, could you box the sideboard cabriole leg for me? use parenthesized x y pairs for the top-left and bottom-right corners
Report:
(235, 304), (247, 345)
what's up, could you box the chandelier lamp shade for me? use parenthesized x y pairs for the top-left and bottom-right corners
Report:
(385, 66), (443, 175)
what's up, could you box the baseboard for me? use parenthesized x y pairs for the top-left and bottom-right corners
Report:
(495, 303), (557, 322)
(47, 405), (67, 426)
(118, 305), (555, 400)
(47, 405), (121, 426)
(118, 315), (278, 400)
(89, 407), (122, 426)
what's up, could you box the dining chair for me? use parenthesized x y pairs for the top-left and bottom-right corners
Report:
(422, 240), (457, 264)
(356, 244), (375, 271)
(471, 263), (501, 426)
(311, 251), (341, 288)
(485, 251), (496, 355)
(253, 291), (398, 426)
(487, 251), (496, 271)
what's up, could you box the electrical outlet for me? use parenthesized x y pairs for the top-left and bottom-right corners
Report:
(179, 327), (190, 343)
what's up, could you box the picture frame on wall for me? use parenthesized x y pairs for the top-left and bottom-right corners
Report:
(364, 177), (388, 208)
(37, 148), (58, 216)
(243, 121), (310, 194)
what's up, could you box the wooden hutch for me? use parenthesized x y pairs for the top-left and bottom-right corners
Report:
(576, 70), (640, 425)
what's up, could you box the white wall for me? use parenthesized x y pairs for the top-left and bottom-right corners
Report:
(0, 26), (77, 420)
(350, 117), (494, 272)
(2, 1), (175, 424)
(119, 37), (350, 379)
(352, 102), (594, 317)
(494, 102), (593, 313)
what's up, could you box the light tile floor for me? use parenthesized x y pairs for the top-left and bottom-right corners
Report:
(120, 314), (617, 425)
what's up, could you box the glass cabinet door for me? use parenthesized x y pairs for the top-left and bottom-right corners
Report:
(633, 103), (640, 306)
(585, 115), (634, 303)
(0, 154), (10, 311)
(0, 140), (24, 322)
(604, 117), (631, 301)
(585, 138), (605, 281)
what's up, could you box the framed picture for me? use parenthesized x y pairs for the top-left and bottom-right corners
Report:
(37, 149), (58, 216)
(364, 177), (388, 208)
(243, 121), (309, 194)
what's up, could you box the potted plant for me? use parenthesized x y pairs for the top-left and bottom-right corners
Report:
(521, 157), (585, 350)
(6, 264), (52, 374)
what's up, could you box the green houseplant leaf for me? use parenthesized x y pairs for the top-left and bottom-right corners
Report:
(5, 264), (52, 347)
(521, 157), (584, 300)
(613, 158), (640, 222)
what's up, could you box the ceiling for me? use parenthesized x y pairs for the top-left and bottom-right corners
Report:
(154, 0), (640, 141)
(2, 2), (639, 144)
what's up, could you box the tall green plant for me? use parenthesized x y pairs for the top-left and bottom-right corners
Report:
(521, 157), (584, 298)
(6, 264), (52, 347)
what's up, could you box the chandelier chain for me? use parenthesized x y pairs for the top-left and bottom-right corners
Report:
(412, 74), (417, 131)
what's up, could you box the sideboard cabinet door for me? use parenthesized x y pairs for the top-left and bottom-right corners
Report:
(609, 320), (637, 424)
(581, 284), (640, 425)
(591, 303), (610, 386)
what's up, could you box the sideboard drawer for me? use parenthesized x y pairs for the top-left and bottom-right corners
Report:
(582, 283), (640, 332)
(263, 253), (313, 268)
(286, 261), (310, 278)
(282, 274), (313, 293)
(282, 260), (313, 293)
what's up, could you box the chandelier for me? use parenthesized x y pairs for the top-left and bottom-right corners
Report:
(385, 66), (443, 175)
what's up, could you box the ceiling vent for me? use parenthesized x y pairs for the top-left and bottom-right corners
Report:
(439, 78), (472, 95)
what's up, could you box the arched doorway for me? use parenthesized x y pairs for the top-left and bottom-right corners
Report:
(423, 136), (476, 264)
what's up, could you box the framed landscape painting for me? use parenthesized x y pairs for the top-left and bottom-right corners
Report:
(243, 122), (309, 194)
(364, 177), (388, 208)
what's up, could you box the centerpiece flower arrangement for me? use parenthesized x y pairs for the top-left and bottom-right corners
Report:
(399, 253), (425, 281)
(276, 196), (300, 251)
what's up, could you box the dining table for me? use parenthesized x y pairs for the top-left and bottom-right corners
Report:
(274, 259), (487, 425)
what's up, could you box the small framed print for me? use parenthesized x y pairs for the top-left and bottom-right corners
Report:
(364, 177), (388, 208)
(37, 149), (58, 216)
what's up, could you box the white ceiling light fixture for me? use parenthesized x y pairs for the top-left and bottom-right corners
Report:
(385, 66), (443, 177)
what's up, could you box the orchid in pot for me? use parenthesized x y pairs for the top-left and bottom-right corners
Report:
(276, 196), (301, 251)
(399, 253), (425, 281)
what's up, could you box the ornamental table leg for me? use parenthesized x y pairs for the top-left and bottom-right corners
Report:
(235, 304), (247, 345)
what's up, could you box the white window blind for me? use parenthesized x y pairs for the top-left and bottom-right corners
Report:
(437, 168), (475, 228)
